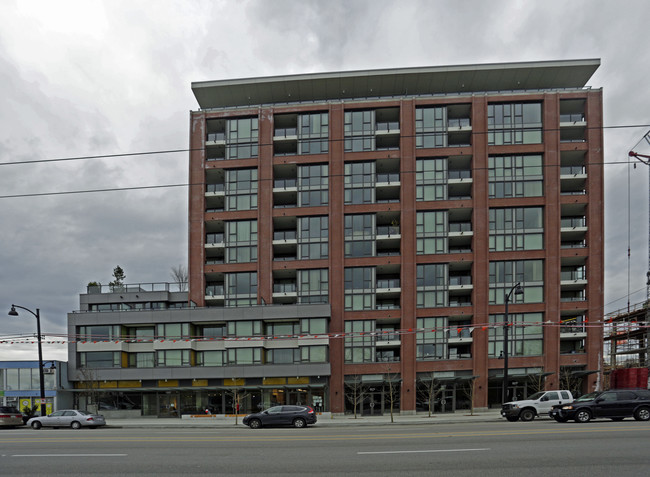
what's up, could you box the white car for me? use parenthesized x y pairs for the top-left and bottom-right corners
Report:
(27, 410), (106, 429)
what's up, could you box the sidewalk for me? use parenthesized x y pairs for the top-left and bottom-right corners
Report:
(106, 410), (503, 428)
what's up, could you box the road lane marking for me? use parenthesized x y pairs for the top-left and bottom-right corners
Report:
(12, 454), (128, 457)
(358, 448), (490, 455)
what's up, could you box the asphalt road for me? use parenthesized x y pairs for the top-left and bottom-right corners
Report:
(1, 420), (649, 476)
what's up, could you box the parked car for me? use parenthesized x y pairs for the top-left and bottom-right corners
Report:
(501, 390), (573, 422)
(0, 406), (24, 428)
(243, 405), (317, 429)
(27, 409), (106, 429)
(550, 389), (650, 423)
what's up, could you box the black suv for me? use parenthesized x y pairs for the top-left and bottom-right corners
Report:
(242, 405), (317, 429)
(550, 389), (650, 423)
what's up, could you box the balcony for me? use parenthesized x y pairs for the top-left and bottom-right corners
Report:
(206, 132), (226, 145)
(449, 275), (473, 292)
(205, 233), (225, 248)
(205, 284), (225, 306)
(561, 268), (587, 291)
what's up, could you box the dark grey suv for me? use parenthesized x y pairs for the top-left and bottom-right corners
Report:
(243, 405), (317, 429)
(550, 389), (650, 423)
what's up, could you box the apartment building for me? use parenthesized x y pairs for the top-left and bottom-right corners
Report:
(68, 60), (604, 417)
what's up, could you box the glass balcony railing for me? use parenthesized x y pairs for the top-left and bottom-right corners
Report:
(207, 132), (226, 142)
(561, 217), (586, 228)
(448, 328), (472, 339)
(561, 270), (586, 281)
(206, 233), (224, 244)
(376, 122), (400, 132)
(273, 283), (297, 293)
(273, 230), (297, 241)
(448, 118), (471, 128)
(449, 276), (472, 286)
(274, 127), (297, 138)
(449, 222), (472, 233)
(274, 178), (297, 189)
(205, 285), (224, 296)
(206, 183), (225, 193)
(376, 173), (400, 183)
(560, 166), (586, 175)
(377, 279), (400, 289)
(376, 225), (400, 236)
(561, 323), (586, 333)
(560, 113), (585, 123)
(448, 170), (472, 180)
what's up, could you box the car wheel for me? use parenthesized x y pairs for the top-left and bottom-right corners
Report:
(248, 419), (262, 429)
(519, 409), (535, 422)
(506, 416), (519, 422)
(634, 407), (650, 421)
(293, 417), (306, 428)
(611, 417), (624, 421)
(31, 421), (42, 430)
(553, 416), (569, 423)
(71, 421), (82, 430)
(574, 409), (592, 423)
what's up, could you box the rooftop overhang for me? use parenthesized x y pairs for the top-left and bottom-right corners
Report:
(192, 58), (600, 109)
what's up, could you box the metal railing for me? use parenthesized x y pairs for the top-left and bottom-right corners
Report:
(86, 282), (188, 294)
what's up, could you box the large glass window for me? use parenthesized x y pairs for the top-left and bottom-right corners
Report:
(489, 207), (543, 251)
(488, 155), (543, 198)
(298, 216), (328, 259)
(416, 158), (447, 201)
(487, 103), (542, 145)
(225, 272), (258, 307)
(227, 347), (262, 365)
(344, 320), (375, 363)
(227, 320), (262, 337)
(344, 267), (375, 311)
(298, 164), (328, 207)
(416, 264), (448, 308)
(78, 325), (120, 341)
(197, 350), (225, 366)
(300, 318), (328, 335)
(416, 317), (447, 359)
(128, 353), (154, 368)
(156, 323), (190, 339)
(299, 112), (329, 155)
(300, 345), (328, 363)
(298, 269), (329, 304)
(265, 348), (299, 364)
(225, 220), (258, 263)
(226, 168), (258, 210)
(156, 350), (191, 367)
(345, 161), (375, 204)
(416, 107), (448, 148)
(79, 351), (121, 368)
(344, 110), (375, 152)
(489, 260), (544, 304)
(488, 312), (544, 357)
(417, 211), (448, 254)
(227, 117), (258, 159)
(345, 214), (376, 257)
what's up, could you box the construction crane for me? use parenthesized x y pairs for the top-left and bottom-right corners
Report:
(629, 130), (650, 300)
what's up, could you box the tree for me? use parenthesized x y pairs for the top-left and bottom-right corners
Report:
(416, 372), (441, 417)
(460, 376), (479, 416)
(383, 365), (401, 423)
(344, 375), (365, 419)
(77, 367), (102, 413)
(559, 367), (583, 397)
(109, 266), (126, 290)
(170, 265), (188, 291)
(527, 372), (548, 395)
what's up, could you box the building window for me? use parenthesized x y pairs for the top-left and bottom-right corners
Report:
(300, 345), (328, 363)
(416, 317), (447, 359)
(344, 110), (375, 152)
(227, 347), (262, 365)
(78, 325), (120, 341)
(79, 351), (121, 368)
(416, 264), (448, 308)
(488, 260), (544, 304)
(298, 164), (328, 207)
(226, 220), (258, 263)
(128, 353), (154, 368)
(487, 103), (542, 145)
(344, 320), (375, 363)
(345, 214), (376, 257)
(198, 324), (226, 338)
(298, 269), (329, 304)
(416, 158), (447, 201)
(197, 350), (225, 367)
(489, 207), (543, 251)
(416, 107), (448, 148)
(417, 211), (448, 254)
(226, 168), (258, 211)
(156, 323), (190, 339)
(344, 267), (375, 311)
(227, 320), (262, 337)
(225, 272), (258, 307)
(488, 155), (543, 198)
(298, 216), (328, 259)
(299, 112), (329, 155)
(227, 117), (258, 159)
(265, 348), (299, 364)
(156, 350), (191, 367)
(345, 161), (375, 204)
(489, 312), (544, 357)
(300, 317), (328, 335)
(266, 321), (299, 336)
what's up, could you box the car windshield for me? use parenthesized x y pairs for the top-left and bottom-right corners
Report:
(574, 392), (600, 402)
(77, 410), (89, 415)
(527, 392), (545, 400)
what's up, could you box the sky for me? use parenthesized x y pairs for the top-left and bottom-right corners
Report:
(1, 0), (649, 362)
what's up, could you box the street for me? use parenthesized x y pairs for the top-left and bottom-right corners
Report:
(1, 420), (649, 476)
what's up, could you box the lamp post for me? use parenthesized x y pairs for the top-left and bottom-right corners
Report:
(502, 283), (524, 403)
(8, 305), (47, 417)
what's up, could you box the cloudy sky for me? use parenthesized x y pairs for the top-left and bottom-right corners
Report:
(1, 0), (649, 362)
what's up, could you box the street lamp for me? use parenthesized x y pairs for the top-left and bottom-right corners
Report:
(8, 305), (47, 417)
(502, 283), (524, 403)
